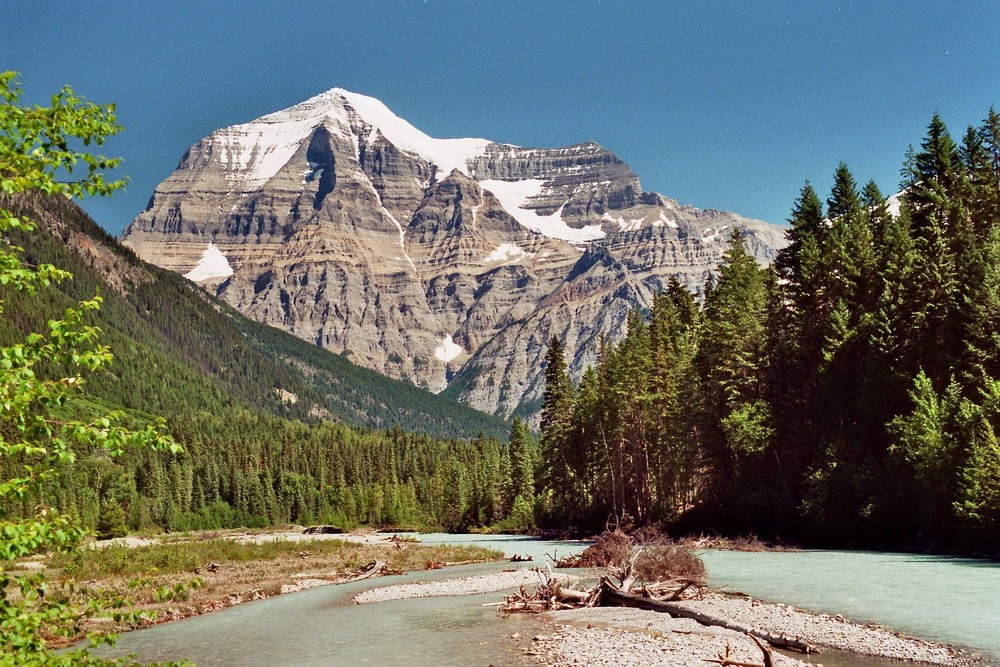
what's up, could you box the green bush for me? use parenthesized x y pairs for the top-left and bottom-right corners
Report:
(96, 502), (128, 540)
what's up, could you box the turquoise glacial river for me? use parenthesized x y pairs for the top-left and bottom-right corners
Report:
(99, 536), (1000, 666)
(700, 549), (1000, 663)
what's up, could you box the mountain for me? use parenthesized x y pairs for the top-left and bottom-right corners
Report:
(120, 88), (787, 418)
(0, 191), (508, 440)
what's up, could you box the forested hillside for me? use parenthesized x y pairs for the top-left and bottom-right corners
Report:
(535, 109), (1000, 552)
(0, 191), (523, 532)
(0, 191), (506, 438)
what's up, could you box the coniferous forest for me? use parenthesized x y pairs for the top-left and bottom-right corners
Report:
(0, 191), (527, 535)
(5, 109), (1000, 553)
(535, 110), (1000, 552)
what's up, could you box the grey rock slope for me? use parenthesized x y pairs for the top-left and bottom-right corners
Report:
(121, 88), (786, 418)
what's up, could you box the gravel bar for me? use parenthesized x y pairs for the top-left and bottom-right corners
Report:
(529, 593), (983, 667)
(354, 569), (569, 604)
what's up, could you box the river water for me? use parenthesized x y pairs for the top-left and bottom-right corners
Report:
(700, 549), (1000, 662)
(99, 535), (1000, 666)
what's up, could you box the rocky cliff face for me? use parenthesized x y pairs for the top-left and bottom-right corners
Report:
(121, 88), (786, 417)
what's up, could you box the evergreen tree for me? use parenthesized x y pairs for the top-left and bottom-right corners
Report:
(96, 501), (128, 540)
(506, 417), (535, 529)
(696, 229), (772, 520)
(537, 335), (576, 525)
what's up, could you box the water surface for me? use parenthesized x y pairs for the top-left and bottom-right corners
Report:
(701, 549), (1000, 662)
(102, 537), (588, 666)
(101, 536), (1000, 666)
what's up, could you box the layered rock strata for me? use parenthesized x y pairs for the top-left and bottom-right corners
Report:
(121, 89), (786, 416)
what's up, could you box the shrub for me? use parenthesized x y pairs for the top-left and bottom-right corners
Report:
(577, 529), (632, 568)
(634, 543), (706, 583)
(96, 502), (129, 540)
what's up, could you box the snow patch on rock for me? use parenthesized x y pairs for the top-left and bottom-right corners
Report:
(434, 335), (463, 363)
(486, 243), (528, 263)
(480, 179), (606, 244)
(184, 243), (234, 282)
(887, 192), (903, 217)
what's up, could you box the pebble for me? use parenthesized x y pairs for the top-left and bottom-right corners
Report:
(527, 594), (983, 667)
(353, 569), (572, 604)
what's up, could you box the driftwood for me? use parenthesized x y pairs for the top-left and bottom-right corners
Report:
(302, 525), (345, 535)
(597, 578), (817, 654)
(340, 560), (387, 583)
(639, 578), (702, 601)
(704, 636), (775, 667)
(508, 553), (534, 562)
(500, 569), (597, 613)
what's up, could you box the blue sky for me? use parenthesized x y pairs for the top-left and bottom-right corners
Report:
(4, 1), (999, 234)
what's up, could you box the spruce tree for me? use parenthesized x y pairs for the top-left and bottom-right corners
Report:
(537, 335), (576, 525)
(696, 229), (772, 520)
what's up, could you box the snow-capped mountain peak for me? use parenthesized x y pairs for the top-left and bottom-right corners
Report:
(215, 88), (492, 188)
(122, 86), (786, 418)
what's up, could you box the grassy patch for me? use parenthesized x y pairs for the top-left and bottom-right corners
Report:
(37, 531), (503, 646)
(55, 536), (501, 578)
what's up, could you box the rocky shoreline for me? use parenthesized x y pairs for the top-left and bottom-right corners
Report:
(353, 569), (553, 604)
(525, 594), (986, 667)
(344, 566), (989, 666)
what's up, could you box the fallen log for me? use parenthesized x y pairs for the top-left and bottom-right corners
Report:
(597, 578), (817, 654)
(341, 560), (387, 584)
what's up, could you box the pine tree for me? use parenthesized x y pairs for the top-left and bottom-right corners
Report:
(537, 335), (576, 525)
(775, 182), (825, 287)
(96, 501), (128, 540)
(861, 179), (892, 250)
(906, 113), (963, 226)
(507, 417), (535, 515)
(696, 229), (772, 518)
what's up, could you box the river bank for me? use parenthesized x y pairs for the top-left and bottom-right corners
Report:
(13, 528), (503, 645)
(529, 596), (983, 667)
(347, 567), (986, 666)
(31, 531), (996, 665)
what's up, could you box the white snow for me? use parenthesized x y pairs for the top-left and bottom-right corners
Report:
(480, 179), (606, 244)
(213, 113), (326, 190)
(184, 243), (234, 282)
(336, 90), (490, 179)
(302, 160), (324, 182)
(658, 211), (678, 228)
(434, 335), (463, 363)
(209, 87), (492, 192)
(701, 225), (728, 243)
(602, 212), (646, 232)
(886, 192), (903, 217)
(485, 243), (527, 263)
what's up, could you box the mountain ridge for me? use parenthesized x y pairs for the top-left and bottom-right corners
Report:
(0, 191), (508, 439)
(120, 87), (788, 417)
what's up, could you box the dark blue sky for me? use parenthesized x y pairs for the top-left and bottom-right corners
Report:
(4, 1), (999, 234)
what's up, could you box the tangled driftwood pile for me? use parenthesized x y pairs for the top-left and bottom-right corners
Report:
(500, 531), (817, 664)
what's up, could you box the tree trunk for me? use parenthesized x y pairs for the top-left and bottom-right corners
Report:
(597, 578), (817, 654)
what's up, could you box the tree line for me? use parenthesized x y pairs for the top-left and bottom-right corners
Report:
(4, 410), (537, 535)
(1, 196), (525, 536)
(535, 109), (1000, 551)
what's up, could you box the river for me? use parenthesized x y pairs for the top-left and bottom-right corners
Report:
(99, 535), (999, 666)
(700, 549), (1000, 663)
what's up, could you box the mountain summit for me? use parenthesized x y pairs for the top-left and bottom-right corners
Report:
(121, 88), (786, 418)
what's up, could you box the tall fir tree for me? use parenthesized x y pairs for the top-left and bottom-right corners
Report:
(536, 335), (577, 525)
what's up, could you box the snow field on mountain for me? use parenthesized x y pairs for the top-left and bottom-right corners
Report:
(214, 114), (322, 190)
(337, 90), (491, 178)
(184, 243), (234, 281)
(433, 335), (463, 363)
(479, 179), (607, 244)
